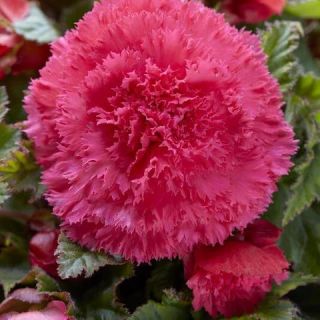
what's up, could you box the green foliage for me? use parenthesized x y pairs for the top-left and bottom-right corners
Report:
(0, 88), (31, 297)
(280, 208), (320, 276)
(0, 125), (21, 160)
(296, 73), (320, 101)
(273, 273), (319, 297)
(0, 148), (42, 194)
(286, 0), (320, 18)
(283, 145), (320, 225)
(75, 263), (134, 319)
(0, 212), (30, 297)
(56, 234), (124, 279)
(0, 87), (32, 204)
(282, 73), (320, 225)
(0, 87), (21, 161)
(128, 301), (191, 320)
(162, 289), (191, 308)
(235, 298), (300, 320)
(261, 21), (303, 94)
(36, 271), (61, 292)
(0, 247), (29, 296)
(3, 75), (30, 123)
(0, 215), (28, 247)
(13, 3), (59, 43)
(146, 260), (184, 301)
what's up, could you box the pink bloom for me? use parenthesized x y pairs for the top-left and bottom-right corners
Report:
(0, 289), (69, 320)
(184, 220), (289, 318)
(24, 0), (296, 262)
(29, 230), (59, 278)
(222, 0), (286, 24)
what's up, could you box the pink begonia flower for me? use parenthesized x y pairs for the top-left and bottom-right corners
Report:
(184, 219), (289, 318)
(24, 0), (296, 262)
(0, 289), (69, 320)
(222, 0), (286, 24)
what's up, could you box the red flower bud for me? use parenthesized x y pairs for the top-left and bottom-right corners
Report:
(184, 220), (289, 317)
(222, 0), (286, 24)
(12, 41), (50, 75)
(29, 230), (59, 278)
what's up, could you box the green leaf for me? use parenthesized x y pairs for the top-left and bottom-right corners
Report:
(162, 289), (191, 309)
(0, 124), (21, 160)
(283, 145), (320, 225)
(0, 148), (42, 194)
(36, 271), (61, 293)
(296, 38), (320, 76)
(128, 301), (191, 320)
(261, 21), (303, 94)
(286, 1), (320, 18)
(280, 208), (320, 275)
(3, 74), (30, 123)
(76, 263), (133, 318)
(13, 3), (59, 44)
(56, 234), (124, 279)
(273, 273), (320, 297)
(264, 182), (290, 227)
(0, 215), (28, 249)
(0, 246), (30, 296)
(146, 260), (184, 301)
(296, 73), (320, 102)
(0, 87), (9, 122)
(282, 72), (320, 225)
(234, 298), (300, 320)
(1, 191), (37, 214)
(16, 267), (61, 293)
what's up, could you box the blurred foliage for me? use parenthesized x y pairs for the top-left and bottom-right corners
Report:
(286, 0), (320, 19)
(13, 3), (59, 43)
